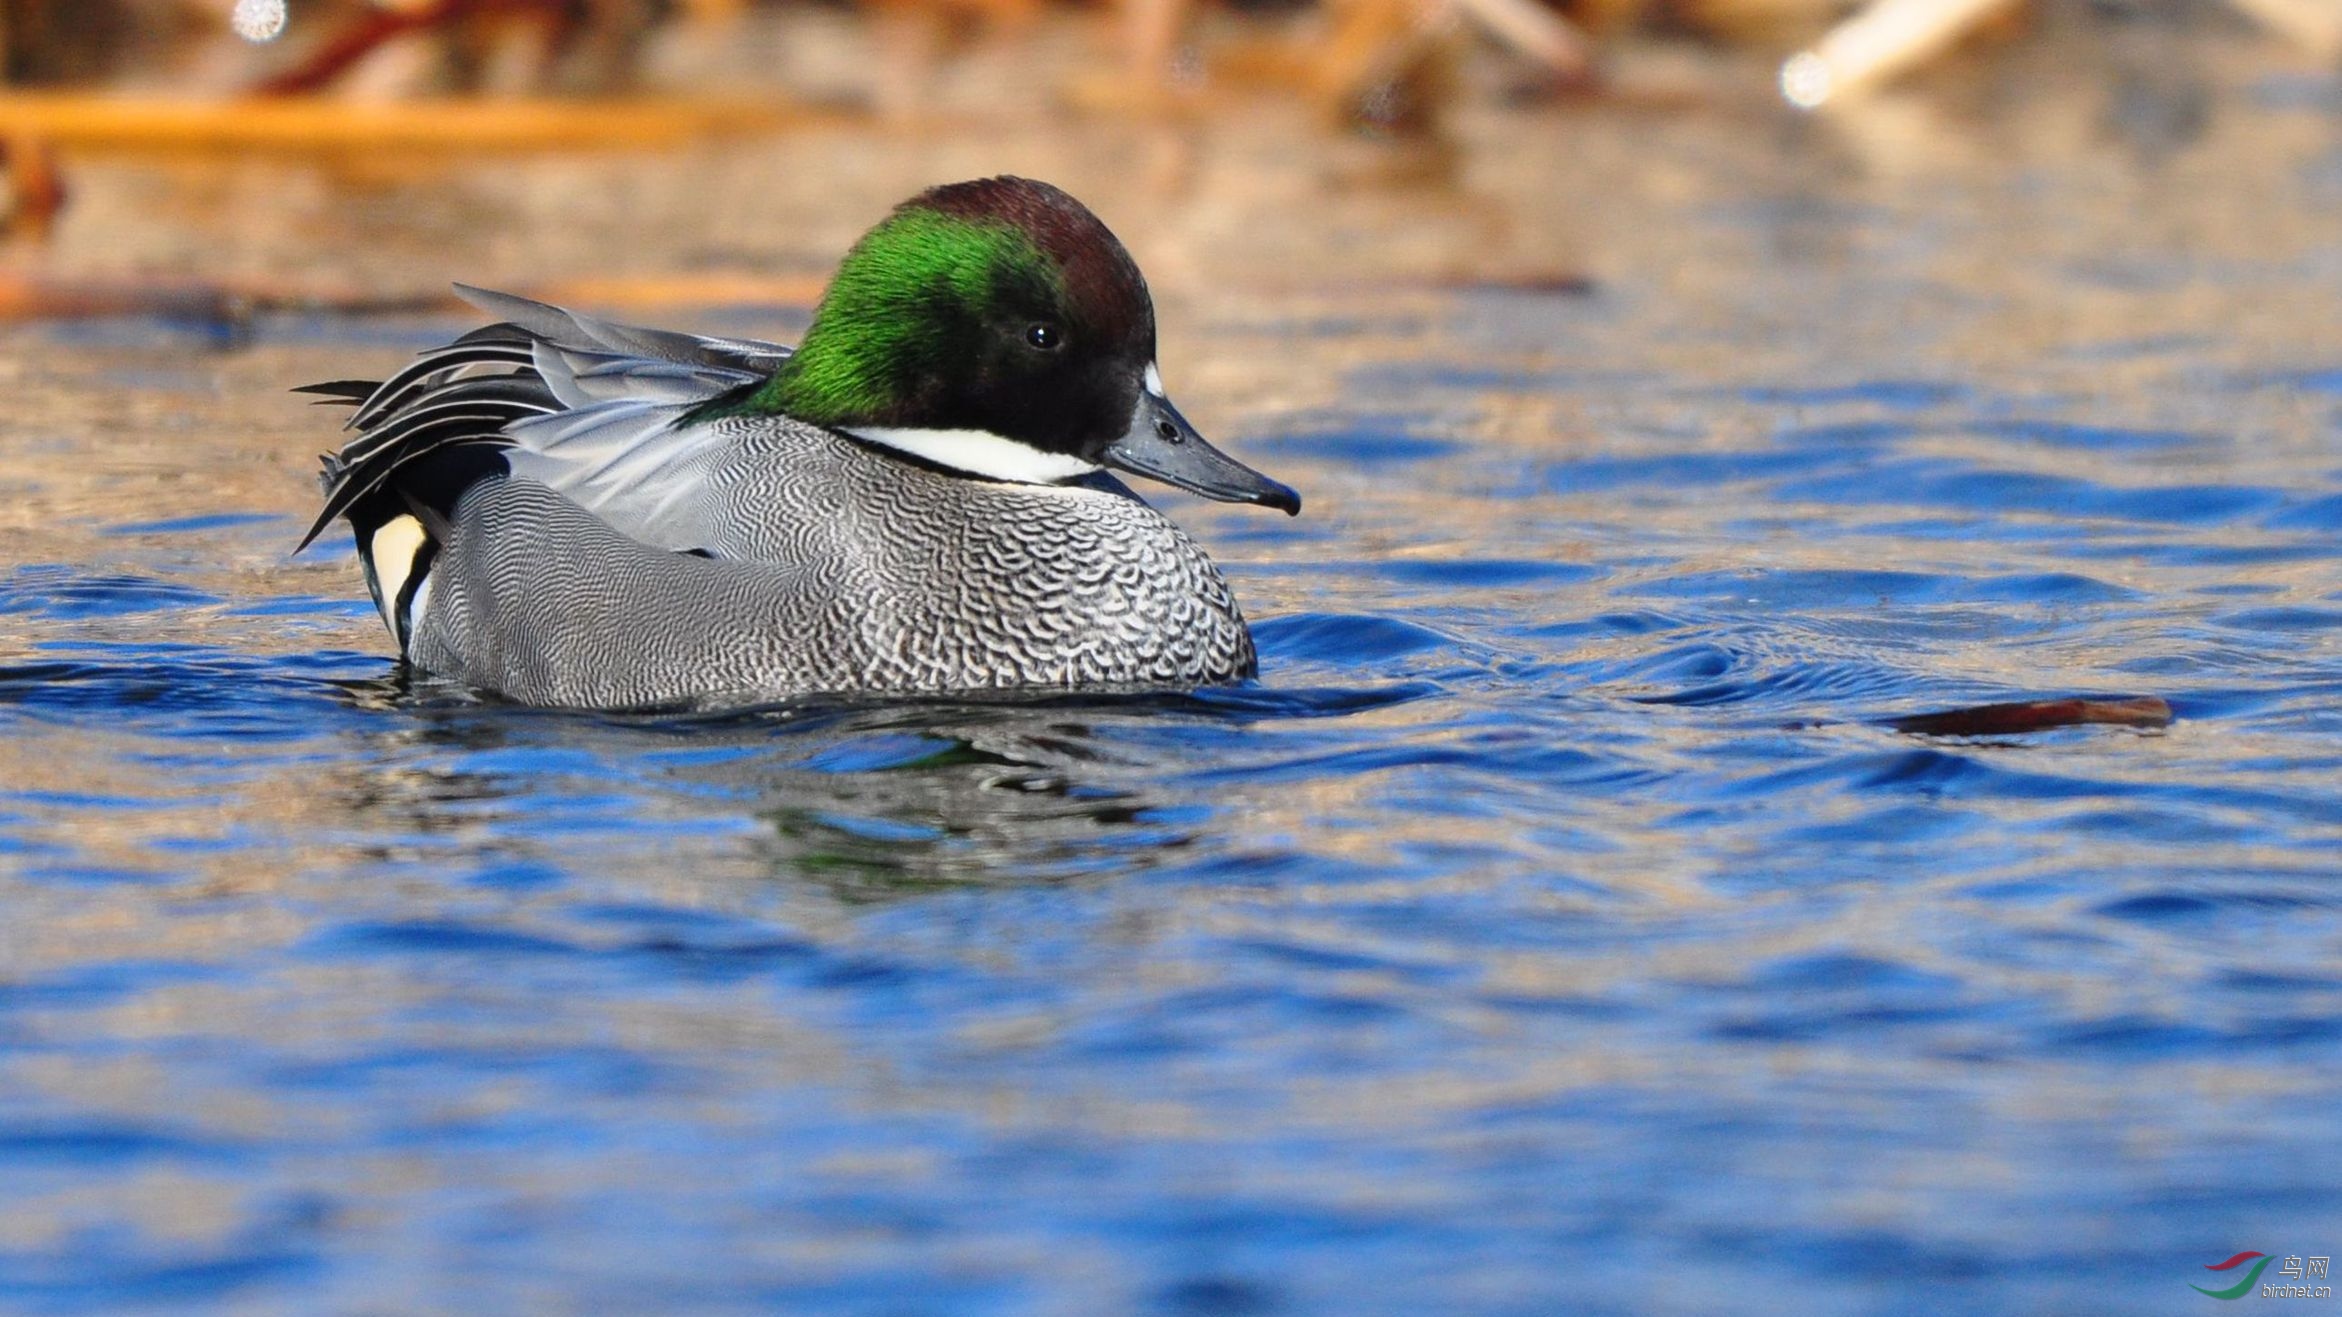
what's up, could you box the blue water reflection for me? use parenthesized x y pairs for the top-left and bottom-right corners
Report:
(7, 99), (2342, 1317)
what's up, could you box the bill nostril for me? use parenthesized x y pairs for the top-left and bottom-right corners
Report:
(1155, 419), (1183, 444)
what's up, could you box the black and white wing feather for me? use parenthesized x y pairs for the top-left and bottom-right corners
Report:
(299, 286), (793, 655)
(298, 285), (790, 553)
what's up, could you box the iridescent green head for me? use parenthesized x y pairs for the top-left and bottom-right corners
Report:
(740, 177), (1298, 513)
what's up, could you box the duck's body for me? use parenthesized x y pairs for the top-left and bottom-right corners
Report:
(302, 179), (1296, 710)
(397, 395), (1257, 709)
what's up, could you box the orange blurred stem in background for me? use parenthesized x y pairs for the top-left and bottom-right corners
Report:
(0, 93), (809, 153)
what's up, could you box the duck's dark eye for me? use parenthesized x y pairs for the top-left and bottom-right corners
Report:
(1024, 322), (1062, 352)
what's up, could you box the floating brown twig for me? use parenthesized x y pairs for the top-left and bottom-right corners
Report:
(1883, 695), (2174, 738)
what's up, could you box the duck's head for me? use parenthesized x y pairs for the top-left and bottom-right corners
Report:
(751, 176), (1299, 515)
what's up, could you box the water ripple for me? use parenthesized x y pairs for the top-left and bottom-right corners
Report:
(8, 182), (2342, 1314)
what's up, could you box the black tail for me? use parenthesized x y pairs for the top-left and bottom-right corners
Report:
(294, 380), (382, 405)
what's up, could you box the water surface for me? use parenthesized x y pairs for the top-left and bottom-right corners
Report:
(4, 35), (2342, 1314)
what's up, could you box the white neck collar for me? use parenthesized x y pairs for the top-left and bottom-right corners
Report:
(846, 427), (1099, 485)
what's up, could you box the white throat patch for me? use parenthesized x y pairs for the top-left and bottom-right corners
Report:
(847, 427), (1099, 485)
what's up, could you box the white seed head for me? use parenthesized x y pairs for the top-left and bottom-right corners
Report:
(1780, 52), (1831, 110)
(231, 0), (288, 43)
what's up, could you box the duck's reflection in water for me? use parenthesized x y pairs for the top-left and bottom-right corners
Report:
(332, 672), (1216, 897)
